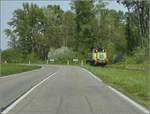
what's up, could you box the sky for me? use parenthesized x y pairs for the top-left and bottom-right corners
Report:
(0, 0), (127, 50)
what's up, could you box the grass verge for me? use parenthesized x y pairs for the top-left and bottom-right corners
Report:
(84, 65), (149, 108)
(0, 63), (41, 77)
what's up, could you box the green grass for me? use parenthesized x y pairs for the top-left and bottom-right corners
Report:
(84, 65), (149, 108)
(0, 63), (41, 76)
(107, 64), (148, 71)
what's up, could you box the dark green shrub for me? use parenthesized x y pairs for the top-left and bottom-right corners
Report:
(1, 48), (24, 63)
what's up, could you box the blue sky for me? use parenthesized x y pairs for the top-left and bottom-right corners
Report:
(1, 0), (127, 50)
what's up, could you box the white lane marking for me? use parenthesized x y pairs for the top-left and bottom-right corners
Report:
(81, 68), (149, 114)
(81, 68), (102, 82)
(1, 71), (58, 114)
(107, 86), (150, 114)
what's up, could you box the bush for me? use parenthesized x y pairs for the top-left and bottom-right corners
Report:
(1, 48), (24, 63)
(24, 52), (42, 63)
(48, 47), (78, 64)
(106, 42), (125, 64)
(120, 46), (148, 64)
(132, 46), (148, 64)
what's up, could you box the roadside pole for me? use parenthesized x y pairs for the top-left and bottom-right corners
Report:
(81, 60), (84, 66)
(67, 60), (69, 65)
(28, 60), (30, 64)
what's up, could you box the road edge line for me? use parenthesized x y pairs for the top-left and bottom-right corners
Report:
(81, 68), (102, 82)
(107, 86), (149, 114)
(1, 71), (58, 114)
(82, 67), (150, 114)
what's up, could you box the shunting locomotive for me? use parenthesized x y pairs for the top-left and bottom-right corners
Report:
(86, 48), (108, 66)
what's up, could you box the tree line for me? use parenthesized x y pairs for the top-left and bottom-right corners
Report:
(3, 0), (149, 63)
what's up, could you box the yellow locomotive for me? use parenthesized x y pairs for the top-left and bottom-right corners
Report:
(86, 48), (108, 66)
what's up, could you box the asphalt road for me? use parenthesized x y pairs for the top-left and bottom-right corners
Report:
(0, 65), (148, 114)
(0, 65), (58, 112)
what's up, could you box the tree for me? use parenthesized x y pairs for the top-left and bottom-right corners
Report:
(5, 1), (145, 63)
(6, 3), (65, 60)
(43, 5), (64, 49)
(4, 29), (18, 48)
(61, 11), (75, 47)
(72, 0), (95, 57)
(117, 0), (149, 50)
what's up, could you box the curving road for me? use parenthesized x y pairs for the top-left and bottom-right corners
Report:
(0, 65), (149, 114)
(0, 65), (58, 112)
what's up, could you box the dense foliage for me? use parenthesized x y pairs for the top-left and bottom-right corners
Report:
(2, 0), (149, 64)
(1, 48), (24, 63)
